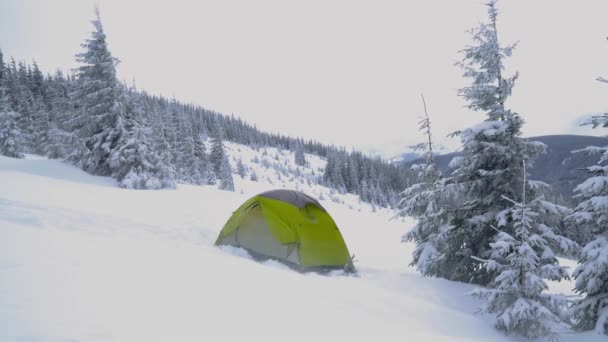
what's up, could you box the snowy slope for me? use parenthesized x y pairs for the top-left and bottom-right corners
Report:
(0, 153), (602, 342)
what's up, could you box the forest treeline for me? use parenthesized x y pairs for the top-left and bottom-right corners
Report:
(0, 9), (410, 207)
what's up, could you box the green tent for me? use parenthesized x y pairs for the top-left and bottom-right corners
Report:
(215, 189), (353, 271)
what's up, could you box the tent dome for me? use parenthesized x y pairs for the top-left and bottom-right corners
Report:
(215, 189), (352, 271)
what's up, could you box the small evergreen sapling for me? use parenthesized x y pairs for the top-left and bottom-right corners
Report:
(294, 144), (307, 166)
(567, 102), (608, 334)
(249, 170), (258, 182)
(0, 111), (24, 158)
(399, 94), (444, 275)
(471, 161), (576, 339)
(210, 129), (234, 192)
(0, 81), (24, 158)
(236, 158), (246, 178)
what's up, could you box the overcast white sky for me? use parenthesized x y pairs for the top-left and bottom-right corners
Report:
(1, 0), (607, 157)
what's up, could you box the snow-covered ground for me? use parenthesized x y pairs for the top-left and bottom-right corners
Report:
(0, 151), (602, 341)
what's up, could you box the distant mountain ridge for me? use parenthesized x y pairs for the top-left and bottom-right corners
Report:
(403, 135), (608, 201)
(389, 144), (454, 163)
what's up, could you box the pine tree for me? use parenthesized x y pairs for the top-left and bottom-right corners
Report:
(567, 106), (608, 334)
(471, 161), (576, 339)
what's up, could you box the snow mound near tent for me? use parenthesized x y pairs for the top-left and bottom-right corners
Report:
(0, 154), (603, 341)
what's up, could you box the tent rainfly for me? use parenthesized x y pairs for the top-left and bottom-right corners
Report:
(215, 189), (354, 272)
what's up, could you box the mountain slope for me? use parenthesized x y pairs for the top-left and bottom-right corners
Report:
(0, 151), (601, 342)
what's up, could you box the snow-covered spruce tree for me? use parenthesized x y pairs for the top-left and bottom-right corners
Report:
(11, 61), (35, 151)
(323, 152), (346, 192)
(399, 94), (444, 274)
(43, 70), (80, 159)
(249, 170), (258, 182)
(67, 7), (123, 174)
(27, 62), (51, 155)
(294, 143), (307, 166)
(151, 126), (177, 188)
(236, 158), (246, 178)
(345, 157), (360, 195)
(567, 106), (608, 334)
(30, 95), (51, 155)
(360, 179), (371, 203)
(167, 103), (187, 178)
(146, 104), (177, 187)
(0, 83), (24, 158)
(0, 49), (3, 80)
(193, 134), (213, 185)
(69, 9), (172, 189)
(210, 124), (234, 191)
(425, 0), (560, 285)
(0, 54), (24, 159)
(177, 125), (198, 183)
(471, 161), (576, 339)
(108, 88), (174, 189)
